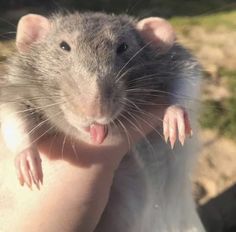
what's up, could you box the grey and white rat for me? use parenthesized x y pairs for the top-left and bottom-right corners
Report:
(0, 11), (205, 232)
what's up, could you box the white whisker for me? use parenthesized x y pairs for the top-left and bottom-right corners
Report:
(115, 41), (152, 83)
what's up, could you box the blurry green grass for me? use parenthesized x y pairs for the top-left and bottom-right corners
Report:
(200, 69), (236, 138)
(170, 10), (236, 139)
(171, 10), (236, 31)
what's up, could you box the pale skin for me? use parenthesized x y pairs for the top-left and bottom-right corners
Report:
(3, 105), (191, 231)
(13, 104), (192, 189)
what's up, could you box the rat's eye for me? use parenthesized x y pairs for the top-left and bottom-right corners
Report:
(60, 41), (71, 52)
(116, 42), (128, 54)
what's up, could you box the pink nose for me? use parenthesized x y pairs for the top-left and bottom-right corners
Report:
(82, 105), (103, 118)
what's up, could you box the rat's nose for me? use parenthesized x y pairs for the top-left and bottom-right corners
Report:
(80, 96), (103, 118)
(73, 78), (116, 119)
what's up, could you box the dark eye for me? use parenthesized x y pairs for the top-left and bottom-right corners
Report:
(60, 41), (71, 52)
(116, 42), (128, 54)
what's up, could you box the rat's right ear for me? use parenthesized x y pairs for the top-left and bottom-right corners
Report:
(16, 14), (50, 53)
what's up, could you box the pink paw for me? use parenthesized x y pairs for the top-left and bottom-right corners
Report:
(14, 146), (43, 189)
(163, 105), (192, 149)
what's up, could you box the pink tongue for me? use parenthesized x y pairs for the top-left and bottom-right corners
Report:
(90, 123), (107, 144)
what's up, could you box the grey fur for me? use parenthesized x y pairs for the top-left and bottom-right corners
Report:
(0, 11), (205, 232)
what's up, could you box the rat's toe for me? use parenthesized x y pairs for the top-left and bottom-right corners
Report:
(163, 116), (169, 143)
(20, 155), (32, 189)
(27, 152), (42, 188)
(183, 111), (192, 136)
(176, 112), (186, 146)
(169, 122), (177, 149)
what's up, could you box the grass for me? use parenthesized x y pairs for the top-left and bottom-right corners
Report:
(170, 10), (236, 139)
(170, 10), (236, 31)
(200, 68), (236, 139)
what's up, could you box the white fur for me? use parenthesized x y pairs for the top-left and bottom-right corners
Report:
(95, 70), (205, 232)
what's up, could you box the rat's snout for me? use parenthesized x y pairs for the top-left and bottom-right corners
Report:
(70, 79), (121, 122)
(64, 75), (124, 127)
(80, 95), (103, 119)
(77, 87), (104, 119)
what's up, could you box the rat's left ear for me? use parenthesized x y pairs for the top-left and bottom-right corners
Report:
(136, 17), (176, 52)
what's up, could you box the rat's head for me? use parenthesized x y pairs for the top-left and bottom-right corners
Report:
(16, 12), (175, 134)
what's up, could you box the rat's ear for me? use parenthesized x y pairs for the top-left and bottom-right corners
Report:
(136, 17), (176, 52)
(16, 14), (50, 53)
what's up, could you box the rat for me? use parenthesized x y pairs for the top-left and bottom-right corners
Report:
(0, 12), (204, 232)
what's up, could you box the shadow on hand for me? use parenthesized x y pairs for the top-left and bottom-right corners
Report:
(37, 132), (128, 170)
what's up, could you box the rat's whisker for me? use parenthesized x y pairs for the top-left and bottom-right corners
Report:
(129, 99), (170, 107)
(0, 17), (17, 29)
(0, 101), (65, 118)
(126, 111), (156, 155)
(61, 133), (67, 161)
(128, 106), (164, 124)
(116, 41), (152, 83)
(127, 73), (164, 84)
(116, 117), (132, 151)
(70, 135), (80, 162)
(48, 128), (60, 157)
(0, 31), (16, 39)
(126, 88), (199, 102)
(120, 112), (154, 153)
(123, 97), (144, 112)
(28, 122), (58, 148)
(133, 112), (164, 140)
(23, 111), (62, 141)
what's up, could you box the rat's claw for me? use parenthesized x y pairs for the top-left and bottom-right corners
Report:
(20, 155), (32, 189)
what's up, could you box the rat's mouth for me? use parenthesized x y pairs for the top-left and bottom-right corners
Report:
(83, 123), (108, 144)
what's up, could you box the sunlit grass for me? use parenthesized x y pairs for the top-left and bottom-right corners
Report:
(170, 10), (236, 31)
(200, 68), (236, 138)
(171, 10), (236, 138)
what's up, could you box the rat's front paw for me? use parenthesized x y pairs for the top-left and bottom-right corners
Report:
(163, 105), (192, 149)
(14, 146), (43, 189)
